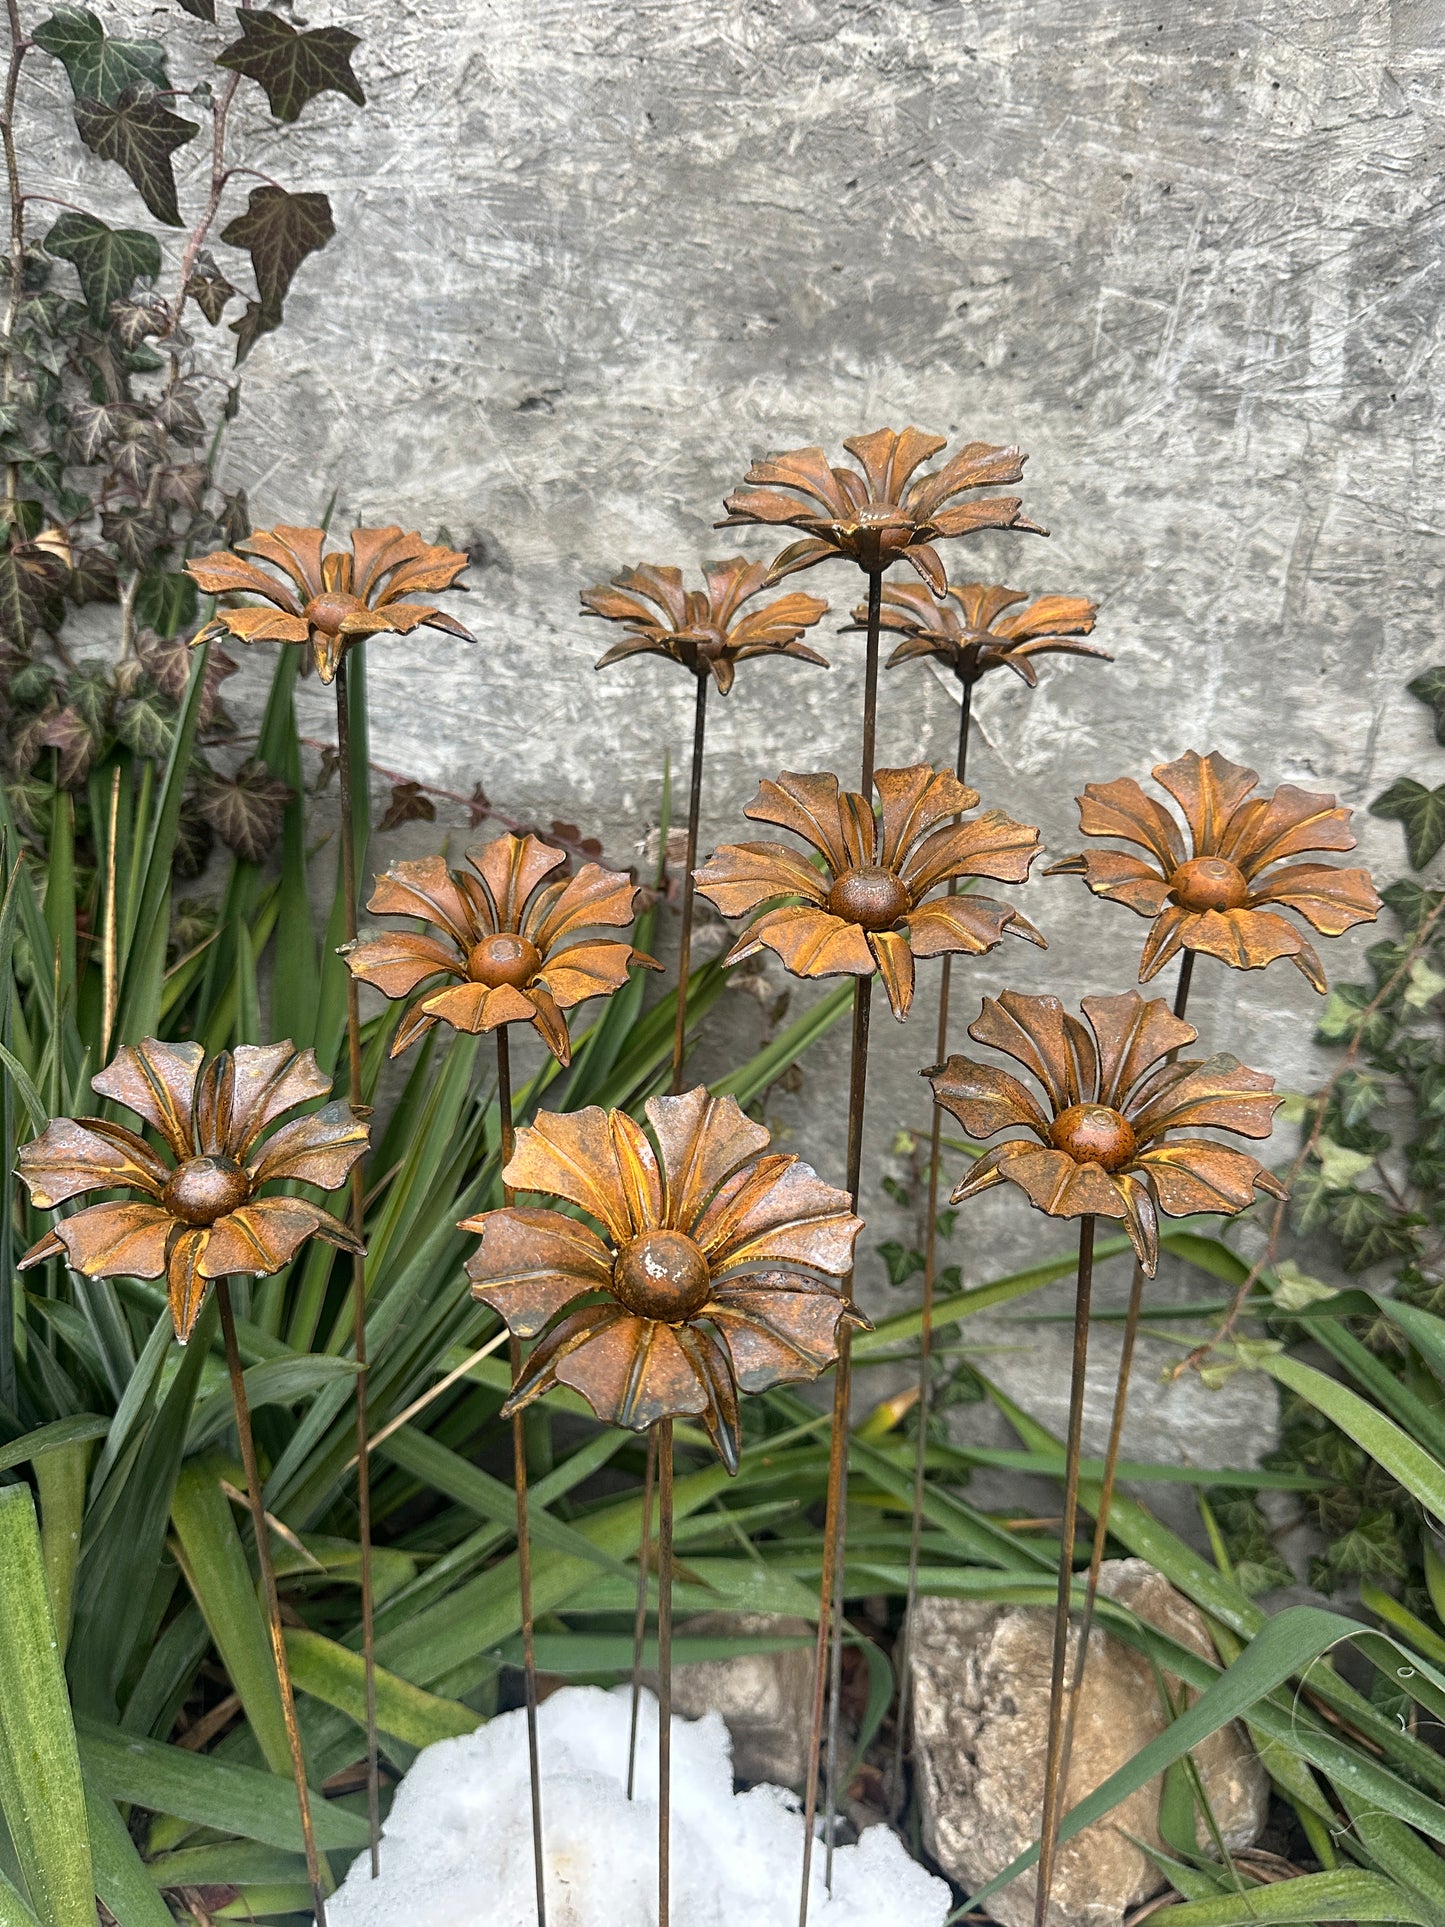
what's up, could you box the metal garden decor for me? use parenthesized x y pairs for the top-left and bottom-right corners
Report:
(8, 427), (1377, 1927)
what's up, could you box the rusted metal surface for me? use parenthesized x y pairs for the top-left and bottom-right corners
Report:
(581, 558), (830, 692)
(870, 579), (1105, 687)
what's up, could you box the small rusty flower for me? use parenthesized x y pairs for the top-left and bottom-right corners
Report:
(693, 762), (1044, 1020)
(580, 558), (830, 694)
(927, 990), (1286, 1274)
(342, 831), (657, 1065)
(461, 1088), (866, 1472)
(718, 427), (1045, 590)
(16, 1039), (367, 1341)
(1047, 750), (1382, 991)
(187, 524), (474, 684)
(865, 579), (1109, 688)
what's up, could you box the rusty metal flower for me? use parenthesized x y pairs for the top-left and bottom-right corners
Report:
(462, 1088), (865, 1472)
(718, 427), (1045, 589)
(187, 525), (474, 683)
(866, 579), (1108, 687)
(1047, 750), (1382, 991)
(693, 763), (1044, 1020)
(342, 832), (656, 1065)
(580, 558), (830, 694)
(16, 1040), (367, 1342)
(927, 990), (1286, 1273)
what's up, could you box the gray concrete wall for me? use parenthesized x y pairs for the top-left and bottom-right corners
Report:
(26, 0), (1445, 1478)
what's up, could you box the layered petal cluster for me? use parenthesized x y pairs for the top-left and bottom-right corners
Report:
(188, 524), (474, 683)
(343, 831), (657, 1064)
(718, 427), (1045, 590)
(17, 1040), (367, 1341)
(867, 579), (1107, 687)
(580, 558), (829, 694)
(1048, 750), (1381, 991)
(693, 763), (1044, 1020)
(927, 990), (1286, 1273)
(462, 1089), (866, 1472)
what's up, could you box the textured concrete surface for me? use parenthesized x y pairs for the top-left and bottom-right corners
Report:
(25, 1), (1445, 1477)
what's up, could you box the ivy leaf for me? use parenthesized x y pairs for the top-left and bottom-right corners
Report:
(1314, 1135), (1377, 1189)
(184, 260), (238, 326)
(220, 186), (334, 362)
(135, 569), (197, 638)
(114, 687), (175, 761)
(1382, 877), (1444, 933)
(876, 1240), (925, 1289)
(33, 8), (169, 104)
(44, 211), (160, 327)
(215, 9), (365, 123)
(1371, 776), (1445, 870)
(173, 0), (215, 17)
(37, 704), (103, 787)
(194, 757), (293, 863)
(1408, 666), (1445, 746)
(0, 537), (66, 646)
(136, 630), (236, 725)
(1327, 1186), (1424, 1272)
(378, 779), (436, 833)
(73, 89), (199, 228)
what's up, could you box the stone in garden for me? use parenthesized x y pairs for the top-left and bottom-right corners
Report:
(648, 1610), (815, 1787)
(908, 1558), (1268, 1927)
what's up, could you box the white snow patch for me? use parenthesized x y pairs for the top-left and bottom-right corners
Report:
(328, 1683), (950, 1926)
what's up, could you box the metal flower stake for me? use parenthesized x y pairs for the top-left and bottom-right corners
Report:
(15, 1040), (370, 1927)
(580, 557), (830, 1791)
(694, 753), (1043, 1902)
(462, 1088), (865, 1927)
(189, 521), (474, 1866)
(1034, 750), (1381, 1918)
(344, 829), (654, 1927)
(928, 989), (1289, 1926)
(867, 578), (1108, 1808)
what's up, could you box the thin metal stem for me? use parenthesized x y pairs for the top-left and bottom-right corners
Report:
(1033, 1214), (1096, 1927)
(334, 656), (379, 1872)
(657, 1416), (675, 1927)
(669, 671), (708, 1096)
(497, 1026), (547, 1927)
(800, 973), (872, 1921)
(890, 676), (974, 1816)
(626, 1431), (657, 1799)
(859, 569), (882, 796)
(1048, 949), (1197, 1879)
(217, 1279), (329, 1927)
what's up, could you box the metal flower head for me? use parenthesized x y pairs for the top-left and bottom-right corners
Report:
(462, 1088), (865, 1473)
(718, 427), (1045, 590)
(693, 763), (1045, 1020)
(187, 524), (474, 683)
(343, 832), (656, 1065)
(927, 990), (1286, 1274)
(16, 1040), (367, 1341)
(867, 579), (1108, 688)
(1047, 750), (1381, 991)
(580, 558), (830, 694)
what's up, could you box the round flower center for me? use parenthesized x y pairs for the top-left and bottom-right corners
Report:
(303, 590), (360, 636)
(612, 1229), (712, 1323)
(1048, 1104), (1138, 1172)
(466, 933), (541, 989)
(1169, 855), (1249, 913)
(826, 865), (909, 931)
(163, 1155), (250, 1227)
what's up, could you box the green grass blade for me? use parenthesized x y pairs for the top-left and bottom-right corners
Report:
(283, 1629), (479, 1749)
(81, 1780), (173, 1927)
(1263, 1351), (1445, 1526)
(34, 1439), (90, 1660)
(1130, 1870), (1427, 1926)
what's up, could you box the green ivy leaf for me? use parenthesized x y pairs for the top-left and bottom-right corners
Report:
(1408, 665), (1445, 746)
(33, 7), (169, 104)
(876, 1241), (925, 1289)
(0, 538), (66, 647)
(73, 89), (199, 228)
(194, 757), (293, 863)
(1371, 776), (1445, 870)
(134, 568), (197, 638)
(1327, 1186), (1423, 1272)
(1382, 876), (1445, 933)
(114, 687), (175, 761)
(44, 211), (160, 327)
(220, 186), (334, 362)
(174, 0), (215, 17)
(215, 9), (365, 123)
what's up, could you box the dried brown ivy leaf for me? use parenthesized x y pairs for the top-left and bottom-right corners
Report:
(216, 9), (365, 124)
(378, 780), (436, 833)
(195, 757), (293, 863)
(73, 87), (198, 228)
(220, 186), (334, 362)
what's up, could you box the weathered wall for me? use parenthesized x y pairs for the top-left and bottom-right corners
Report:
(27, 0), (1445, 1482)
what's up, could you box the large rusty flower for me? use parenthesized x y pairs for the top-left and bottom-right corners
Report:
(866, 579), (1108, 688)
(342, 831), (656, 1065)
(927, 990), (1286, 1273)
(718, 427), (1044, 590)
(1047, 750), (1381, 991)
(693, 763), (1044, 1020)
(16, 1040), (367, 1341)
(188, 524), (474, 683)
(580, 558), (830, 695)
(462, 1088), (865, 1472)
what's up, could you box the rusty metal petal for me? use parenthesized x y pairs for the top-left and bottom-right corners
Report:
(342, 932), (463, 998)
(366, 856), (479, 947)
(1247, 863), (1382, 935)
(167, 1228), (211, 1342)
(645, 1089), (771, 1235)
(503, 1107), (660, 1244)
(463, 1204), (615, 1335)
(198, 1197), (361, 1278)
(16, 1116), (168, 1206)
(693, 841), (829, 917)
(725, 905), (875, 978)
(528, 861), (641, 952)
(91, 1038), (202, 1158)
(694, 1154), (860, 1277)
(1135, 1140), (1289, 1216)
(742, 772), (850, 872)
(706, 1273), (860, 1392)
(1152, 750), (1259, 849)
(246, 1100), (369, 1188)
(868, 928), (915, 1018)
(1130, 1054), (1282, 1143)
(467, 833), (568, 932)
(901, 811), (1042, 896)
(225, 1043), (333, 1157)
(40, 1200), (174, 1277)
(927, 1057), (1053, 1144)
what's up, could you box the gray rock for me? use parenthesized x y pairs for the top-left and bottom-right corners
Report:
(649, 1611), (815, 1788)
(909, 1559), (1267, 1927)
